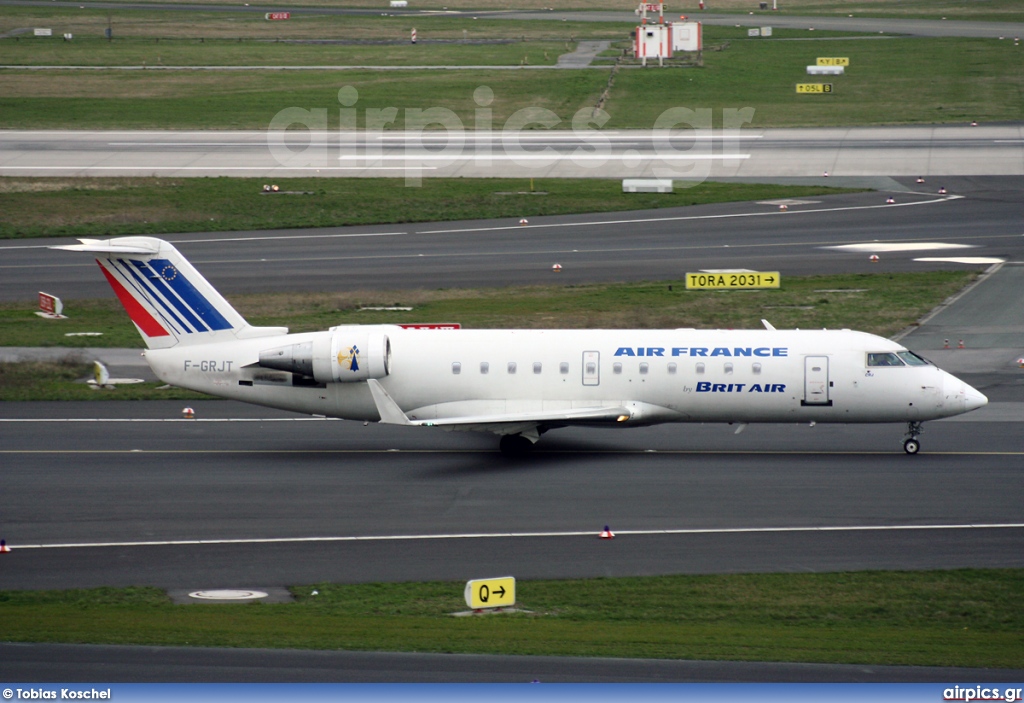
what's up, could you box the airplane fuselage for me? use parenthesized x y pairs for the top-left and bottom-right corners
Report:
(145, 326), (982, 427)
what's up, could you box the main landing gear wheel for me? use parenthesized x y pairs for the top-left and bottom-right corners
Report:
(499, 434), (535, 455)
(903, 421), (924, 455)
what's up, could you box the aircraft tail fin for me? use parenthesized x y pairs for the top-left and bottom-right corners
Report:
(53, 237), (287, 349)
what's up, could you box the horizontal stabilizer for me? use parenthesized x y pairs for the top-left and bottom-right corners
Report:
(51, 238), (162, 255)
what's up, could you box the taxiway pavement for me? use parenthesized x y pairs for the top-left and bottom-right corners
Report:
(3, 177), (1023, 303)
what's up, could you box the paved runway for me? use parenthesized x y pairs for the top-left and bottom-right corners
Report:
(3, 642), (1023, 683)
(3, 126), (1023, 178)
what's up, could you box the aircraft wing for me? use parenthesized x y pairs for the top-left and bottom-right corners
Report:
(367, 379), (630, 431)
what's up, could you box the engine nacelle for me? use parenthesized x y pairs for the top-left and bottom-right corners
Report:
(258, 326), (392, 384)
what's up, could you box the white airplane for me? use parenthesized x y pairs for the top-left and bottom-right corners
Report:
(86, 360), (145, 389)
(55, 236), (987, 454)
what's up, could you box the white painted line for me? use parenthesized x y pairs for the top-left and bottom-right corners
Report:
(338, 154), (749, 161)
(914, 257), (1006, 264)
(0, 231), (410, 252)
(0, 166), (435, 172)
(0, 417), (337, 422)
(418, 194), (961, 235)
(11, 522), (1024, 551)
(826, 242), (974, 253)
(173, 231), (409, 245)
(375, 134), (765, 141)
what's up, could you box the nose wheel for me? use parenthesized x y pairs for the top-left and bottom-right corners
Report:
(903, 421), (923, 454)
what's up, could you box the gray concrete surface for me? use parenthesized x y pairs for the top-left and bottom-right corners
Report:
(3, 126), (1021, 178)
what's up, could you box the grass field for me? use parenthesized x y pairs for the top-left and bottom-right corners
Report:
(2, 28), (1020, 129)
(0, 178), (858, 239)
(0, 10), (628, 42)
(0, 270), (974, 352)
(0, 360), (212, 401)
(2, 569), (1021, 667)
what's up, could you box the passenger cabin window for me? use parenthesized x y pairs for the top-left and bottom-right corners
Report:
(480, 361), (489, 374)
(867, 352), (905, 367)
(533, 362), (542, 374)
(452, 362), (461, 375)
(752, 362), (762, 375)
(559, 362), (569, 374)
(613, 362), (623, 374)
(507, 362), (517, 374)
(696, 362), (705, 374)
(668, 362), (677, 374)
(639, 362), (649, 374)
(724, 362), (733, 375)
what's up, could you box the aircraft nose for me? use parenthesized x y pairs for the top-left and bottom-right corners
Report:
(942, 373), (987, 415)
(963, 383), (988, 412)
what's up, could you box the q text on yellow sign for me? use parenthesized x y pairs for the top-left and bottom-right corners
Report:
(464, 577), (516, 609)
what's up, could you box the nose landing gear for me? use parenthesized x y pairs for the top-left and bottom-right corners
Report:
(903, 421), (923, 454)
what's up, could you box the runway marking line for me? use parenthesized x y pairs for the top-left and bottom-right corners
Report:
(416, 193), (963, 235)
(1, 447), (1021, 456)
(10, 522), (1024, 551)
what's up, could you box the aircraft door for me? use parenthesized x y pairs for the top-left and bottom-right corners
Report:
(802, 355), (832, 406)
(582, 351), (600, 386)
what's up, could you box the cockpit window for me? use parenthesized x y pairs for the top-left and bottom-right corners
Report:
(897, 351), (931, 366)
(867, 352), (905, 367)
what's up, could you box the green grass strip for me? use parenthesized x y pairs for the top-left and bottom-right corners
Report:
(2, 570), (1021, 668)
(0, 178), (859, 240)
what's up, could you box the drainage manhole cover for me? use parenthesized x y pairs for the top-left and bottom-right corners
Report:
(189, 589), (269, 600)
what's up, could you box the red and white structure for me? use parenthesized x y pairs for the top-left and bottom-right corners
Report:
(633, 3), (702, 66)
(35, 291), (67, 319)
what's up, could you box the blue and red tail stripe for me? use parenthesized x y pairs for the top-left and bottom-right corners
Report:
(97, 262), (170, 338)
(102, 257), (233, 337)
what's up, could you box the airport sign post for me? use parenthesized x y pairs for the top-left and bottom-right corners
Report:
(816, 57), (850, 66)
(796, 83), (833, 94)
(686, 272), (781, 290)
(464, 576), (516, 610)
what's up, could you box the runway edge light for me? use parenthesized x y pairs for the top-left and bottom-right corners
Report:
(600, 525), (615, 539)
(0, 539), (10, 553)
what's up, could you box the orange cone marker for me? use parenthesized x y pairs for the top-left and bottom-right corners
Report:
(182, 407), (195, 419)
